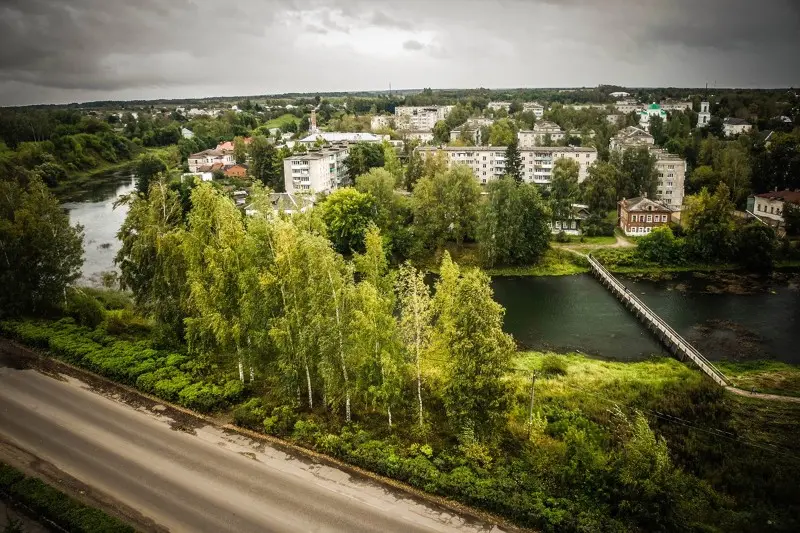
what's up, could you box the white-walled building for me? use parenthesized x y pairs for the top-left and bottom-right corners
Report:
(660, 101), (692, 112)
(188, 149), (234, 172)
(615, 99), (642, 114)
(651, 148), (686, 208)
(394, 106), (454, 131)
(402, 130), (435, 143)
(487, 101), (512, 112)
(609, 126), (655, 151)
(416, 145), (597, 186)
(523, 102), (545, 117)
(371, 115), (393, 131)
(638, 103), (668, 128)
(697, 101), (711, 127)
(610, 128), (685, 208)
(283, 145), (349, 194)
(748, 190), (800, 226)
(723, 118), (753, 137)
(610, 91), (630, 98)
(518, 121), (566, 147)
(298, 132), (385, 145)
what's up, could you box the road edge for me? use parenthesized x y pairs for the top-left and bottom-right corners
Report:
(2, 338), (530, 533)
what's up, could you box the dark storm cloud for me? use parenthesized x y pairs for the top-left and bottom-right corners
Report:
(0, 0), (798, 106)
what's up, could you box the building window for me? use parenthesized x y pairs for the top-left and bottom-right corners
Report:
(646, 214), (652, 222)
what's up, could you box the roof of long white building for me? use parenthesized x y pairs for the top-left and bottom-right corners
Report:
(299, 132), (384, 143)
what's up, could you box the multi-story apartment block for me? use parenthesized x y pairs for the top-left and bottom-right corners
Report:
(651, 148), (686, 208)
(487, 101), (512, 112)
(394, 106), (454, 131)
(659, 100), (692, 112)
(416, 146), (597, 186)
(610, 127), (685, 208)
(609, 126), (655, 151)
(283, 145), (349, 194)
(371, 115), (393, 131)
(523, 102), (545, 118)
(518, 121), (566, 147)
(614, 99), (642, 114)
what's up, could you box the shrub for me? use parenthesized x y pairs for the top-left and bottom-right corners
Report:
(153, 373), (193, 402)
(263, 406), (297, 437)
(540, 355), (568, 377)
(636, 227), (686, 265)
(178, 382), (223, 412)
(232, 398), (266, 429)
(554, 231), (570, 243)
(82, 288), (131, 310)
(103, 309), (150, 336)
(293, 419), (321, 442)
(1, 462), (133, 533)
(222, 380), (244, 403)
(65, 290), (105, 328)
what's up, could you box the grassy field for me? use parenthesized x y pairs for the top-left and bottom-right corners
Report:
(264, 113), (301, 129)
(717, 360), (800, 397)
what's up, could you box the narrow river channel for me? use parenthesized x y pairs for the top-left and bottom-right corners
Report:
(62, 173), (800, 364)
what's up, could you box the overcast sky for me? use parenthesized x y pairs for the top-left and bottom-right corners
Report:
(1, 0), (799, 106)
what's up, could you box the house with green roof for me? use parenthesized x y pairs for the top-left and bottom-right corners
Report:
(638, 103), (668, 128)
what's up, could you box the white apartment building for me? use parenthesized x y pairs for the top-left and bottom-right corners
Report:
(615, 99), (642, 114)
(403, 130), (435, 143)
(371, 115), (393, 131)
(660, 101), (692, 112)
(523, 102), (545, 117)
(610, 128), (685, 208)
(394, 106), (454, 131)
(609, 91), (630, 98)
(188, 149), (234, 172)
(651, 148), (686, 208)
(298, 132), (385, 145)
(487, 101), (512, 111)
(283, 145), (349, 194)
(723, 118), (753, 137)
(416, 146), (597, 186)
(609, 126), (655, 151)
(518, 121), (566, 147)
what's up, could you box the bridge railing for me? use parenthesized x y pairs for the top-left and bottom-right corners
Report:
(587, 255), (730, 387)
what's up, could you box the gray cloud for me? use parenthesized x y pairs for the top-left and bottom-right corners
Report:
(402, 40), (425, 51)
(0, 0), (798, 106)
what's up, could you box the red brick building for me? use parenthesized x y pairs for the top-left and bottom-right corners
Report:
(223, 164), (248, 179)
(618, 197), (672, 236)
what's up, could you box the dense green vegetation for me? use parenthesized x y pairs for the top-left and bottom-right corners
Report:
(0, 462), (134, 533)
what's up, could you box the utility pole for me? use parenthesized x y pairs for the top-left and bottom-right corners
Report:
(527, 371), (537, 437)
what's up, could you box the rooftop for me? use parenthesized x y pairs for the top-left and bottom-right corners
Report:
(620, 196), (672, 212)
(299, 132), (383, 143)
(754, 190), (800, 203)
(285, 146), (349, 160)
(723, 117), (751, 125)
(417, 145), (597, 153)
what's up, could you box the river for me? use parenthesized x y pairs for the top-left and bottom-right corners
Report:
(61, 175), (800, 364)
(61, 168), (136, 286)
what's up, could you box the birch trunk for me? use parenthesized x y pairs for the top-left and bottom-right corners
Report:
(328, 271), (350, 423)
(413, 283), (423, 428)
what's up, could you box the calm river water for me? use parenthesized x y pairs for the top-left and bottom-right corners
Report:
(61, 169), (135, 286)
(62, 175), (800, 363)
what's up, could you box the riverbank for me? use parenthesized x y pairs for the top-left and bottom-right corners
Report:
(2, 314), (799, 532)
(53, 145), (178, 201)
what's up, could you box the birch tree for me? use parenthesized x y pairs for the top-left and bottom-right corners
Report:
(351, 225), (403, 427)
(396, 263), (433, 429)
(183, 183), (250, 382)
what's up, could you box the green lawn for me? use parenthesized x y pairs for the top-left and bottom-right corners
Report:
(717, 360), (800, 397)
(264, 113), (301, 129)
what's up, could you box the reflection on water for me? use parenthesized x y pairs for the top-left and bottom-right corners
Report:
(492, 272), (800, 363)
(61, 169), (135, 286)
